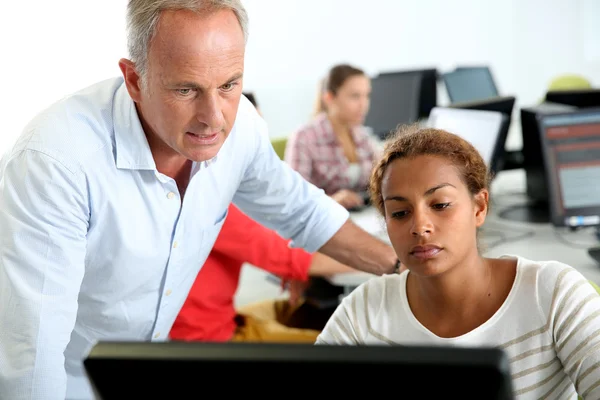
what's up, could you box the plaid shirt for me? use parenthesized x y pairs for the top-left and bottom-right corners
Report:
(285, 113), (378, 195)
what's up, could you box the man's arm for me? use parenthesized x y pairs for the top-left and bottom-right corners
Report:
(317, 219), (398, 276)
(0, 149), (88, 400)
(232, 107), (397, 276)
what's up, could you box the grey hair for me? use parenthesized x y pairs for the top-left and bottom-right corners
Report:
(126, 0), (249, 82)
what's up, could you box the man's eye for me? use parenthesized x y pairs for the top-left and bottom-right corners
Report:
(221, 82), (237, 92)
(177, 89), (192, 95)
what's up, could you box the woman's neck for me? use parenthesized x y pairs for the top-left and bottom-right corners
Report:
(327, 114), (352, 139)
(409, 251), (492, 318)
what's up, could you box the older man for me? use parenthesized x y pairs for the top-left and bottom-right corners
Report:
(0, 1), (397, 399)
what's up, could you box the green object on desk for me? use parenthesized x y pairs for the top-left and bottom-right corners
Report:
(270, 137), (288, 160)
(548, 74), (592, 91)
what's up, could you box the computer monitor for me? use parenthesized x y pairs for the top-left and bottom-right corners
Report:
(537, 108), (600, 228)
(365, 68), (438, 140)
(545, 89), (600, 109)
(365, 71), (423, 140)
(378, 68), (438, 119)
(427, 107), (507, 175)
(449, 96), (516, 172)
(498, 102), (576, 224)
(84, 341), (515, 399)
(443, 66), (499, 103)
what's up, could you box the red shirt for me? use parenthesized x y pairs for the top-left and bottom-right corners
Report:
(169, 204), (313, 342)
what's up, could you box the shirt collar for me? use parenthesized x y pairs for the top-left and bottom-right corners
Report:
(112, 80), (157, 171)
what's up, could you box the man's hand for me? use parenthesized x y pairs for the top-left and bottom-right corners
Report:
(287, 279), (309, 307)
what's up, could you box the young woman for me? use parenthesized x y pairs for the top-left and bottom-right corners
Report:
(317, 125), (600, 399)
(285, 64), (379, 210)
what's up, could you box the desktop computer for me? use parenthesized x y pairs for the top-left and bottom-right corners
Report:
(427, 107), (507, 175)
(498, 102), (576, 224)
(537, 107), (600, 227)
(537, 107), (600, 262)
(84, 341), (515, 399)
(365, 68), (438, 140)
(443, 66), (499, 104)
(449, 96), (516, 173)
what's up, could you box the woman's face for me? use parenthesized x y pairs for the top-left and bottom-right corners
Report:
(381, 154), (488, 277)
(325, 75), (371, 127)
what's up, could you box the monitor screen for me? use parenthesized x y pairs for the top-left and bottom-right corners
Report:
(538, 108), (600, 227)
(443, 67), (499, 103)
(365, 71), (423, 140)
(378, 68), (438, 119)
(427, 107), (507, 174)
(84, 341), (515, 399)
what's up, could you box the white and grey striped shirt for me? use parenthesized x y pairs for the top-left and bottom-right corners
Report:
(317, 256), (600, 399)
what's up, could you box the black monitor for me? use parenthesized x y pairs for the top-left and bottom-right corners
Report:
(498, 102), (576, 224)
(365, 68), (438, 140)
(443, 66), (499, 103)
(449, 96), (516, 173)
(378, 68), (438, 119)
(537, 108), (600, 228)
(545, 89), (600, 109)
(84, 341), (515, 399)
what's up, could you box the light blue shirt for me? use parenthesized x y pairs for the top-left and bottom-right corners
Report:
(0, 77), (349, 400)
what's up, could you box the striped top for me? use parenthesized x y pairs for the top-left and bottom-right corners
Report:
(316, 256), (600, 399)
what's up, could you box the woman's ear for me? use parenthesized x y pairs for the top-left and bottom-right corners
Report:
(474, 189), (489, 227)
(322, 90), (334, 110)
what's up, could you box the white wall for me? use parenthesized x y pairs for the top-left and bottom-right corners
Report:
(1, 0), (598, 154)
(243, 0), (600, 138)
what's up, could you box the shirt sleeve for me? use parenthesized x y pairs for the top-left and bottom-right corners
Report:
(211, 204), (312, 282)
(232, 109), (349, 254)
(0, 149), (89, 400)
(539, 263), (600, 399)
(284, 129), (313, 183)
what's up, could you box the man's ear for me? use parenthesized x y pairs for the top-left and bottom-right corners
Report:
(118, 58), (143, 103)
(474, 189), (489, 228)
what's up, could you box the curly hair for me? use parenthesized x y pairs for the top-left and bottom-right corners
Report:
(369, 124), (492, 216)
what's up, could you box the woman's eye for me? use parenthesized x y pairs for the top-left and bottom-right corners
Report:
(433, 203), (450, 210)
(391, 211), (408, 218)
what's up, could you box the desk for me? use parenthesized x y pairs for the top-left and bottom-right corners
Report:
(329, 169), (600, 292)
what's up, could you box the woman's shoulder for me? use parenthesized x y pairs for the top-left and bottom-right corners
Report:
(498, 255), (595, 302)
(347, 272), (407, 307)
(291, 113), (329, 137)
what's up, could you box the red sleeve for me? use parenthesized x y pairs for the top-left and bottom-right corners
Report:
(211, 204), (312, 282)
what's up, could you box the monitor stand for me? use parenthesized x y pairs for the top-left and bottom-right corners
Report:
(589, 228), (600, 265)
(498, 201), (550, 224)
(588, 247), (600, 265)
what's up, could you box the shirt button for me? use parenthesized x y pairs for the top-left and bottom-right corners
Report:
(165, 289), (172, 296)
(167, 192), (175, 199)
(173, 241), (178, 248)
(154, 332), (161, 339)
